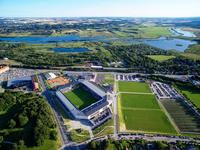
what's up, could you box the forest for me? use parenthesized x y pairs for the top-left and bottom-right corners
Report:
(0, 91), (57, 150)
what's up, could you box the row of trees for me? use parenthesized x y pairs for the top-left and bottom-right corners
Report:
(87, 138), (199, 150)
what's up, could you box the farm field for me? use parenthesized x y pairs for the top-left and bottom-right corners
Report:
(64, 86), (98, 110)
(161, 99), (200, 133)
(118, 81), (176, 134)
(118, 81), (151, 93)
(137, 26), (172, 38)
(181, 53), (200, 61)
(147, 55), (176, 62)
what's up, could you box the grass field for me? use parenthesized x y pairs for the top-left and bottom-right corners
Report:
(120, 94), (159, 109)
(147, 55), (176, 62)
(175, 85), (200, 109)
(64, 86), (97, 110)
(138, 26), (172, 38)
(181, 53), (200, 61)
(118, 81), (151, 93)
(118, 81), (176, 134)
(122, 109), (176, 133)
(19, 140), (57, 150)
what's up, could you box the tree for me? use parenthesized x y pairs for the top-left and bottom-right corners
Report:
(0, 136), (3, 143)
(9, 119), (16, 129)
(18, 114), (29, 127)
(49, 130), (57, 140)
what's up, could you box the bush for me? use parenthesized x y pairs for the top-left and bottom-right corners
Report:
(8, 119), (16, 129)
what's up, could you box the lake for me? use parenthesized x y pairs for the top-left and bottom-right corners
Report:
(120, 37), (197, 51)
(170, 28), (196, 37)
(52, 47), (90, 53)
(0, 35), (107, 44)
(0, 35), (197, 52)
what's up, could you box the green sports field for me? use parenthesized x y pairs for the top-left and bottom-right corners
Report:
(118, 81), (151, 93)
(120, 93), (159, 109)
(122, 109), (176, 133)
(118, 81), (176, 134)
(64, 86), (97, 110)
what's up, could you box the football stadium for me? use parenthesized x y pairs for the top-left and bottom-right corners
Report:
(56, 79), (112, 128)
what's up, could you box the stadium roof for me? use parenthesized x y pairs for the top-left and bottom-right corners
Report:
(79, 80), (106, 98)
(7, 76), (31, 88)
(82, 100), (109, 116)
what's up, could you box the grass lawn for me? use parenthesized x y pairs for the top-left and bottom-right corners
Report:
(175, 85), (200, 109)
(19, 140), (57, 150)
(64, 86), (97, 110)
(69, 129), (90, 143)
(147, 55), (175, 62)
(122, 109), (176, 133)
(120, 94), (160, 109)
(93, 118), (114, 137)
(118, 81), (151, 93)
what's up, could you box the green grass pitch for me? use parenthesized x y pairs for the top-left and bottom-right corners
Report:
(118, 81), (151, 93)
(64, 86), (97, 110)
(122, 109), (176, 133)
(120, 93), (160, 109)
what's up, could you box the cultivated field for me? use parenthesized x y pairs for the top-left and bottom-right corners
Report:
(118, 81), (151, 93)
(118, 81), (176, 134)
(64, 86), (97, 110)
(161, 99), (200, 133)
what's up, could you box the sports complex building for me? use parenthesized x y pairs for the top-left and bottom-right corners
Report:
(56, 79), (112, 128)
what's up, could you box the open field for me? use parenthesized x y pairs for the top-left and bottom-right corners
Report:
(161, 99), (200, 133)
(186, 44), (200, 54)
(122, 109), (176, 133)
(120, 93), (159, 109)
(118, 81), (151, 93)
(118, 81), (176, 134)
(147, 55), (176, 62)
(64, 86), (98, 110)
(175, 85), (200, 109)
(19, 140), (57, 150)
(181, 53), (200, 61)
(137, 26), (172, 38)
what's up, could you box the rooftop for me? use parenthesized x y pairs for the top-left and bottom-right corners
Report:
(79, 80), (106, 98)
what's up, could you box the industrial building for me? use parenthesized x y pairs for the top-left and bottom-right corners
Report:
(56, 79), (112, 128)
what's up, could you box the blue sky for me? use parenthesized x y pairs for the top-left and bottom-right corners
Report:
(0, 0), (200, 17)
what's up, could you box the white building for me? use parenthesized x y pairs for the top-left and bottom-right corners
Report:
(45, 72), (57, 80)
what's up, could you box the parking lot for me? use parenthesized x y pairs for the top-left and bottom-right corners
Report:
(116, 74), (142, 82)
